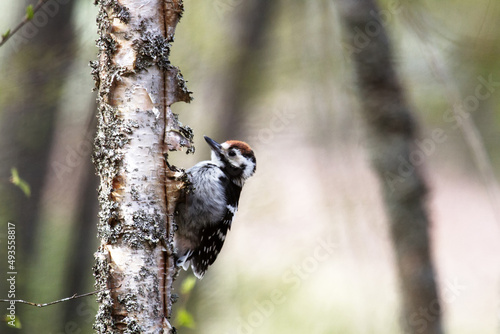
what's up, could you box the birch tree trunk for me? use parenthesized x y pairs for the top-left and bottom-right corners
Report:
(336, 1), (443, 333)
(92, 0), (192, 332)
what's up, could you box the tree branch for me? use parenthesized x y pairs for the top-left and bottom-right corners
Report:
(0, 0), (50, 48)
(0, 288), (109, 308)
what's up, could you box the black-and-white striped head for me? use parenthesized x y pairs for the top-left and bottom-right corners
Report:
(204, 136), (256, 181)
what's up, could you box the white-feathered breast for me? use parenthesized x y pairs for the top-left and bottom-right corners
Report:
(179, 162), (228, 231)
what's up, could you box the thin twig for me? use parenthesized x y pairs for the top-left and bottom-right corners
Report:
(0, 288), (108, 308)
(0, 0), (50, 48)
(405, 8), (500, 226)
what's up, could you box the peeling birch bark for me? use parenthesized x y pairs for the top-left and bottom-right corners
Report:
(92, 0), (192, 332)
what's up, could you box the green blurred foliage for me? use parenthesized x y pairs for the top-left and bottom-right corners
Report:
(25, 5), (34, 21)
(10, 168), (31, 198)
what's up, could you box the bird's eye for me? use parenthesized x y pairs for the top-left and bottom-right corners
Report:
(228, 150), (236, 157)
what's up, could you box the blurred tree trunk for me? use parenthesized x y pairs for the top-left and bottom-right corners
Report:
(216, 0), (276, 139)
(336, 1), (443, 333)
(0, 1), (76, 333)
(93, 0), (191, 332)
(0, 0), (75, 256)
(62, 119), (99, 330)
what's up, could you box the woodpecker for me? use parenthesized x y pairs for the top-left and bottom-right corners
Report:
(174, 136), (256, 278)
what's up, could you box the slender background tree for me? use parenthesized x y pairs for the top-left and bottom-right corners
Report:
(336, 0), (442, 333)
(0, 1), (78, 332)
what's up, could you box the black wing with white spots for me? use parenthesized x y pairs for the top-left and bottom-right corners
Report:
(191, 209), (234, 278)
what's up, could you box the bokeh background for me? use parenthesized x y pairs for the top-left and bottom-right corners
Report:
(1, 0), (500, 333)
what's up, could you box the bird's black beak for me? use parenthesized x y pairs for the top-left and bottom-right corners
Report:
(204, 136), (223, 155)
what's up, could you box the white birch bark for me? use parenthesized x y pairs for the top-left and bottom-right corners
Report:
(92, 0), (191, 332)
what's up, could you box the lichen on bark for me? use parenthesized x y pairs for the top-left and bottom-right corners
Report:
(92, 0), (192, 332)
